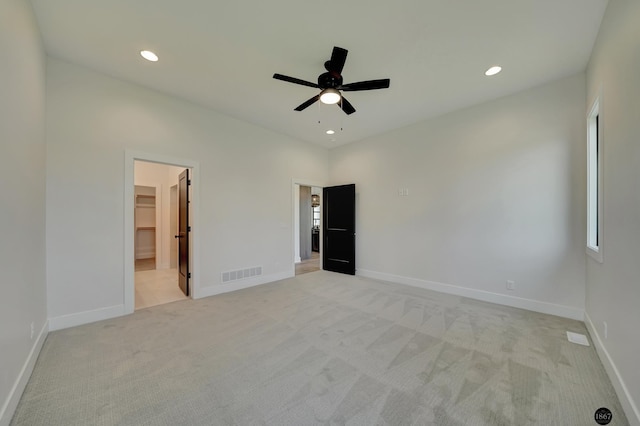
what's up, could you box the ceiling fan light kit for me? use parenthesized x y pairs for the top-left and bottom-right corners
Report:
(273, 46), (390, 115)
(320, 88), (341, 105)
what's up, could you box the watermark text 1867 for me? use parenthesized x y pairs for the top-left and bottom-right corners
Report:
(594, 407), (612, 425)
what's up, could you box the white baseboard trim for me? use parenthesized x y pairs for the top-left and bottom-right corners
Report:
(196, 271), (294, 299)
(357, 269), (584, 321)
(585, 312), (640, 426)
(47, 270), (297, 330)
(0, 321), (48, 426)
(48, 304), (126, 331)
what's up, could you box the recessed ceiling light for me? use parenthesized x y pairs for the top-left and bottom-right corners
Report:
(326, 130), (335, 135)
(140, 50), (159, 62)
(485, 66), (502, 76)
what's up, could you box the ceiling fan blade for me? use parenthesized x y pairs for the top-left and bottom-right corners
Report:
(341, 79), (390, 91)
(337, 96), (356, 115)
(294, 94), (320, 111)
(273, 73), (319, 89)
(328, 47), (348, 74)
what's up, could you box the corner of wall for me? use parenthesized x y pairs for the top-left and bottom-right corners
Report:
(0, 322), (48, 426)
(585, 312), (640, 426)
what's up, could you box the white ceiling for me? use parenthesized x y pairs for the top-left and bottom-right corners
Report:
(30, 0), (608, 148)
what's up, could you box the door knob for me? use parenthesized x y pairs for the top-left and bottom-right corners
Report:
(174, 234), (183, 239)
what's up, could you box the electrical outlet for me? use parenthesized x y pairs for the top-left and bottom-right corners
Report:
(30, 322), (35, 339)
(603, 321), (608, 339)
(506, 280), (515, 290)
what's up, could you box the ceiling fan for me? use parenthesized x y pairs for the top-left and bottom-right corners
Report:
(273, 46), (390, 115)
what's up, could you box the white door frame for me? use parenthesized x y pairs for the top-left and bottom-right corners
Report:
(124, 150), (200, 314)
(292, 178), (326, 271)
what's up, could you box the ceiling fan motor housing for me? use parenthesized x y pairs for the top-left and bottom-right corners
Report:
(318, 71), (342, 89)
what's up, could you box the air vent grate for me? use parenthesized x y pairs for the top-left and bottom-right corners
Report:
(566, 331), (590, 346)
(222, 266), (262, 283)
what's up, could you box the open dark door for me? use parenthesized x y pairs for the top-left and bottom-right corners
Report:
(175, 169), (190, 296)
(323, 184), (356, 275)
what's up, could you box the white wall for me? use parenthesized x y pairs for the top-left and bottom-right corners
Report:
(45, 58), (328, 324)
(330, 74), (587, 319)
(0, 0), (47, 424)
(135, 161), (185, 269)
(585, 0), (640, 422)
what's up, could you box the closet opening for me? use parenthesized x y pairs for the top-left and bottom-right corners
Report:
(133, 160), (190, 309)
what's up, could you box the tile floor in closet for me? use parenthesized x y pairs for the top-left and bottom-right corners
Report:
(135, 258), (187, 310)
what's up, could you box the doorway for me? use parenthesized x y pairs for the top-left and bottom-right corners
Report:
(124, 151), (200, 314)
(295, 184), (322, 275)
(133, 160), (189, 309)
(322, 184), (356, 275)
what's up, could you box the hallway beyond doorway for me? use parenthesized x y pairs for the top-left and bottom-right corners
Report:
(295, 251), (320, 275)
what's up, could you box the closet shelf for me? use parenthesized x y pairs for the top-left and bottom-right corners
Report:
(135, 194), (155, 208)
(136, 226), (156, 231)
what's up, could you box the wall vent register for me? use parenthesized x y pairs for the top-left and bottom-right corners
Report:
(222, 266), (262, 283)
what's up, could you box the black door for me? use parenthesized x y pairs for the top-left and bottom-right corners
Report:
(323, 184), (356, 275)
(176, 169), (190, 296)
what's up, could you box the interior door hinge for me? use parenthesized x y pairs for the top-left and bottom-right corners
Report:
(187, 226), (191, 232)
(187, 179), (192, 185)
(188, 272), (191, 279)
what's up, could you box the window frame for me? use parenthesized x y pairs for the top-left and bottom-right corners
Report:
(587, 96), (603, 263)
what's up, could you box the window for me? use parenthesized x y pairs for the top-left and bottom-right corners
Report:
(587, 98), (603, 262)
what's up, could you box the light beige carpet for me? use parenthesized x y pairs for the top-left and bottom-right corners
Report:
(11, 271), (628, 425)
